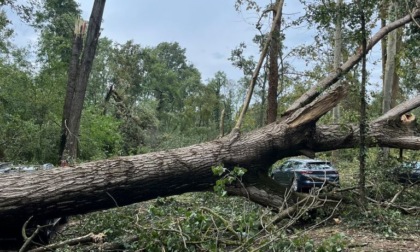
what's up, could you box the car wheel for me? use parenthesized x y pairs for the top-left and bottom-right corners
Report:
(291, 177), (298, 192)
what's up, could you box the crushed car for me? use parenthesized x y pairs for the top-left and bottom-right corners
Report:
(271, 158), (340, 192)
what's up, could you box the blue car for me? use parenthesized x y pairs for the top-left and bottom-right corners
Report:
(271, 158), (340, 192)
(392, 161), (420, 184)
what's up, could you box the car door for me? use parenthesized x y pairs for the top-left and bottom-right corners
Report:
(274, 161), (292, 186)
(283, 161), (297, 184)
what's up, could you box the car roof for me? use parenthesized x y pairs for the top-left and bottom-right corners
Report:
(286, 158), (330, 163)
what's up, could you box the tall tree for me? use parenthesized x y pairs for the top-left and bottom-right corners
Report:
(331, 0), (344, 163)
(358, 0), (368, 206)
(381, 1), (401, 159)
(266, 0), (284, 124)
(60, 0), (106, 165)
(383, 1), (398, 116)
(332, 0), (343, 123)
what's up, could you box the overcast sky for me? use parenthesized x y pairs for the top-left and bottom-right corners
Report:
(7, 0), (381, 84)
(74, 0), (313, 82)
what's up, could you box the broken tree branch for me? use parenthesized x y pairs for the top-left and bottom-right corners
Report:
(283, 8), (420, 117)
(373, 95), (420, 124)
(233, 0), (284, 131)
(28, 233), (105, 252)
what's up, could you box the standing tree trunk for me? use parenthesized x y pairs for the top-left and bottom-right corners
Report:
(60, 0), (106, 165)
(382, 1), (398, 159)
(358, 0), (368, 207)
(383, 1), (398, 115)
(266, 0), (284, 124)
(331, 0), (343, 163)
(380, 2), (387, 80)
(332, 0), (343, 123)
(60, 19), (84, 163)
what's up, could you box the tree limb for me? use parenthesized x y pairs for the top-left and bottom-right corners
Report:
(373, 95), (420, 123)
(28, 233), (105, 252)
(283, 8), (420, 117)
(234, 0), (284, 131)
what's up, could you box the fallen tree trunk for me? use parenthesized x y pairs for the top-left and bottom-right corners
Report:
(1, 92), (419, 224)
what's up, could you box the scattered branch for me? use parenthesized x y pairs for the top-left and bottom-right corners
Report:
(20, 222), (53, 252)
(200, 206), (241, 240)
(28, 233), (105, 252)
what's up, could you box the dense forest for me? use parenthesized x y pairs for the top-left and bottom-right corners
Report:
(1, 0), (420, 251)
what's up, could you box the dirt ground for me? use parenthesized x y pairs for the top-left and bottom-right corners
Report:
(305, 225), (420, 252)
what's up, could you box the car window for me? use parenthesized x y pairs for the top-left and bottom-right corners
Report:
(281, 161), (292, 170)
(293, 162), (304, 169)
(281, 160), (296, 170)
(401, 162), (419, 170)
(307, 162), (332, 170)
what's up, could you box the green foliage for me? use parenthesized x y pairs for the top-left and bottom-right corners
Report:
(342, 202), (420, 239)
(33, 0), (81, 64)
(0, 54), (62, 163)
(0, 10), (13, 54)
(212, 165), (247, 196)
(55, 193), (335, 251)
(317, 233), (348, 252)
(87, 39), (238, 153)
(400, 22), (420, 94)
(78, 107), (123, 160)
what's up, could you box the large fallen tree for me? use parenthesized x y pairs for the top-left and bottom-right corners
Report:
(1, 4), (420, 245)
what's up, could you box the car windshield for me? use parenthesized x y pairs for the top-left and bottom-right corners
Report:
(306, 162), (332, 170)
(401, 162), (420, 170)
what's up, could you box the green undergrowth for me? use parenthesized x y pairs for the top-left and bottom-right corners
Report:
(51, 192), (339, 251)
(50, 189), (419, 251)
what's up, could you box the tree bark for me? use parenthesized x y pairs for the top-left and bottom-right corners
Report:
(331, 0), (343, 164)
(383, 1), (398, 114)
(60, 0), (106, 164)
(332, 0), (343, 123)
(60, 25), (83, 161)
(266, 0), (284, 124)
(382, 1), (401, 159)
(2, 7), (420, 220)
(358, 1), (368, 206)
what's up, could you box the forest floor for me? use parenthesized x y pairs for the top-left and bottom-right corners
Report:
(47, 191), (420, 252)
(304, 224), (420, 252)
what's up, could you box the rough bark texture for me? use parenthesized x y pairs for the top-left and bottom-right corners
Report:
(383, 1), (397, 114)
(332, 0), (343, 123)
(60, 31), (83, 160)
(358, 3), (368, 205)
(1, 93), (420, 249)
(266, 0), (284, 124)
(61, 0), (106, 163)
